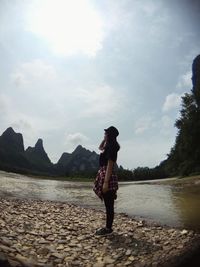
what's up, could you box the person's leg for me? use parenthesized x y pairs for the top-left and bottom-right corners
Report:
(103, 191), (115, 229)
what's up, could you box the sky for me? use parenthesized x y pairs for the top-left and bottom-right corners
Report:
(0, 0), (200, 169)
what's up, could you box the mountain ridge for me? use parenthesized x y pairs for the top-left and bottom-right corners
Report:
(0, 127), (99, 176)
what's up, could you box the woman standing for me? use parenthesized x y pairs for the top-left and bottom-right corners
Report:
(93, 126), (120, 236)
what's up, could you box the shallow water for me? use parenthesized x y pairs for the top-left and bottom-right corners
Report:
(0, 171), (200, 230)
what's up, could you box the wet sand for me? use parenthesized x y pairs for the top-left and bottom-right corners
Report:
(0, 196), (200, 267)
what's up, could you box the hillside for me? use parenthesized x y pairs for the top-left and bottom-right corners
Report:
(0, 128), (99, 177)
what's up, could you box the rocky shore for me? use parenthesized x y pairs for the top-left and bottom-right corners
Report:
(0, 197), (200, 267)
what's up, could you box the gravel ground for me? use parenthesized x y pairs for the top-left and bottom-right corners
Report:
(0, 197), (200, 267)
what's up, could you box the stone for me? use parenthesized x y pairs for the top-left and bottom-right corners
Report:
(124, 261), (132, 266)
(56, 245), (65, 250)
(14, 254), (37, 267)
(128, 256), (135, 261)
(46, 236), (55, 241)
(37, 247), (49, 255)
(152, 262), (159, 267)
(125, 249), (132, 256)
(93, 263), (105, 267)
(0, 196), (199, 267)
(51, 253), (65, 259)
(181, 229), (188, 235)
(103, 256), (115, 264)
(177, 245), (184, 249)
(0, 237), (13, 246)
(38, 239), (50, 244)
(134, 261), (146, 267)
(0, 244), (16, 253)
(16, 229), (25, 234)
(58, 240), (68, 244)
(64, 247), (71, 252)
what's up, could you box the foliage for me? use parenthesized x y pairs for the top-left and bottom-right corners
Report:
(161, 55), (200, 176)
(117, 167), (135, 181)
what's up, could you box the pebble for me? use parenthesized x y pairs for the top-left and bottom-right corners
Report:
(0, 197), (199, 267)
(181, 229), (188, 235)
(125, 249), (132, 256)
(0, 237), (12, 247)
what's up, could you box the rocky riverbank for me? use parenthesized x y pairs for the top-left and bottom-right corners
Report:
(0, 197), (200, 267)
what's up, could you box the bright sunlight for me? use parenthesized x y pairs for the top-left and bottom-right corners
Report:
(27, 0), (104, 57)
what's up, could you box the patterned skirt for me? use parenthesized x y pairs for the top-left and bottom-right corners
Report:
(93, 166), (118, 200)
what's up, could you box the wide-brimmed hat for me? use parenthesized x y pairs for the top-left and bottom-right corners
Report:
(104, 126), (119, 137)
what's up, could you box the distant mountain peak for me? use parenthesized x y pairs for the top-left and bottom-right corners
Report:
(0, 127), (99, 176)
(35, 138), (43, 150)
(0, 127), (24, 152)
(3, 127), (15, 134)
(74, 144), (84, 152)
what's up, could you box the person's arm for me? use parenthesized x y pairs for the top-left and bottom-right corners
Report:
(99, 139), (106, 151)
(102, 160), (114, 193)
(99, 133), (108, 151)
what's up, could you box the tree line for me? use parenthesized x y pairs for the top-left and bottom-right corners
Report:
(161, 55), (200, 177)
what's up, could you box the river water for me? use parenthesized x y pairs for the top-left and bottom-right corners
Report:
(0, 171), (200, 230)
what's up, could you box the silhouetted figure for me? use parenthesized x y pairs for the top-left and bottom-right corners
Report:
(93, 126), (120, 236)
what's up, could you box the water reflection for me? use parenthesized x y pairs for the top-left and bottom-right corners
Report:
(116, 184), (181, 227)
(170, 185), (200, 230)
(0, 171), (200, 229)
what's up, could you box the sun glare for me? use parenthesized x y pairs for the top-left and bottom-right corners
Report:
(27, 0), (104, 57)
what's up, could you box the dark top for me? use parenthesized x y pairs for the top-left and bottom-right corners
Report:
(99, 143), (119, 167)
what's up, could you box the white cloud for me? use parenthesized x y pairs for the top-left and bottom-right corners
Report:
(160, 115), (174, 136)
(140, 1), (158, 17)
(176, 70), (192, 89)
(65, 132), (89, 150)
(134, 115), (155, 135)
(119, 138), (171, 169)
(161, 115), (173, 128)
(162, 93), (182, 112)
(0, 92), (62, 149)
(12, 119), (32, 132)
(26, 0), (104, 57)
(11, 59), (57, 87)
(0, 94), (10, 114)
(76, 85), (123, 118)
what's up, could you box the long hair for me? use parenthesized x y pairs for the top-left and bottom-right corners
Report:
(106, 132), (120, 152)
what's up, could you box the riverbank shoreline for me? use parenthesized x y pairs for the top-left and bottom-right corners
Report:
(0, 196), (200, 267)
(138, 175), (200, 187)
(1, 169), (200, 184)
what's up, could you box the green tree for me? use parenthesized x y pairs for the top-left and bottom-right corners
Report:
(164, 55), (200, 176)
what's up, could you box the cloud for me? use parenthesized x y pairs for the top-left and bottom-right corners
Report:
(176, 70), (192, 89)
(26, 0), (104, 57)
(11, 119), (32, 132)
(161, 115), (173, 128)
(0, 94), (10, 114)
(140, 1), (159, 17)
(65, 132), (89, 149)
(119, 137), (172, 169)
(134, 115), (156, 135)
(0, 94), (34, 145)
(162, 93), (182, 112)
(76, 85), (123, 118)
(11, 59), (57, 87)
(160, 115), (174, 136)
(0, 92), (62, 149)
